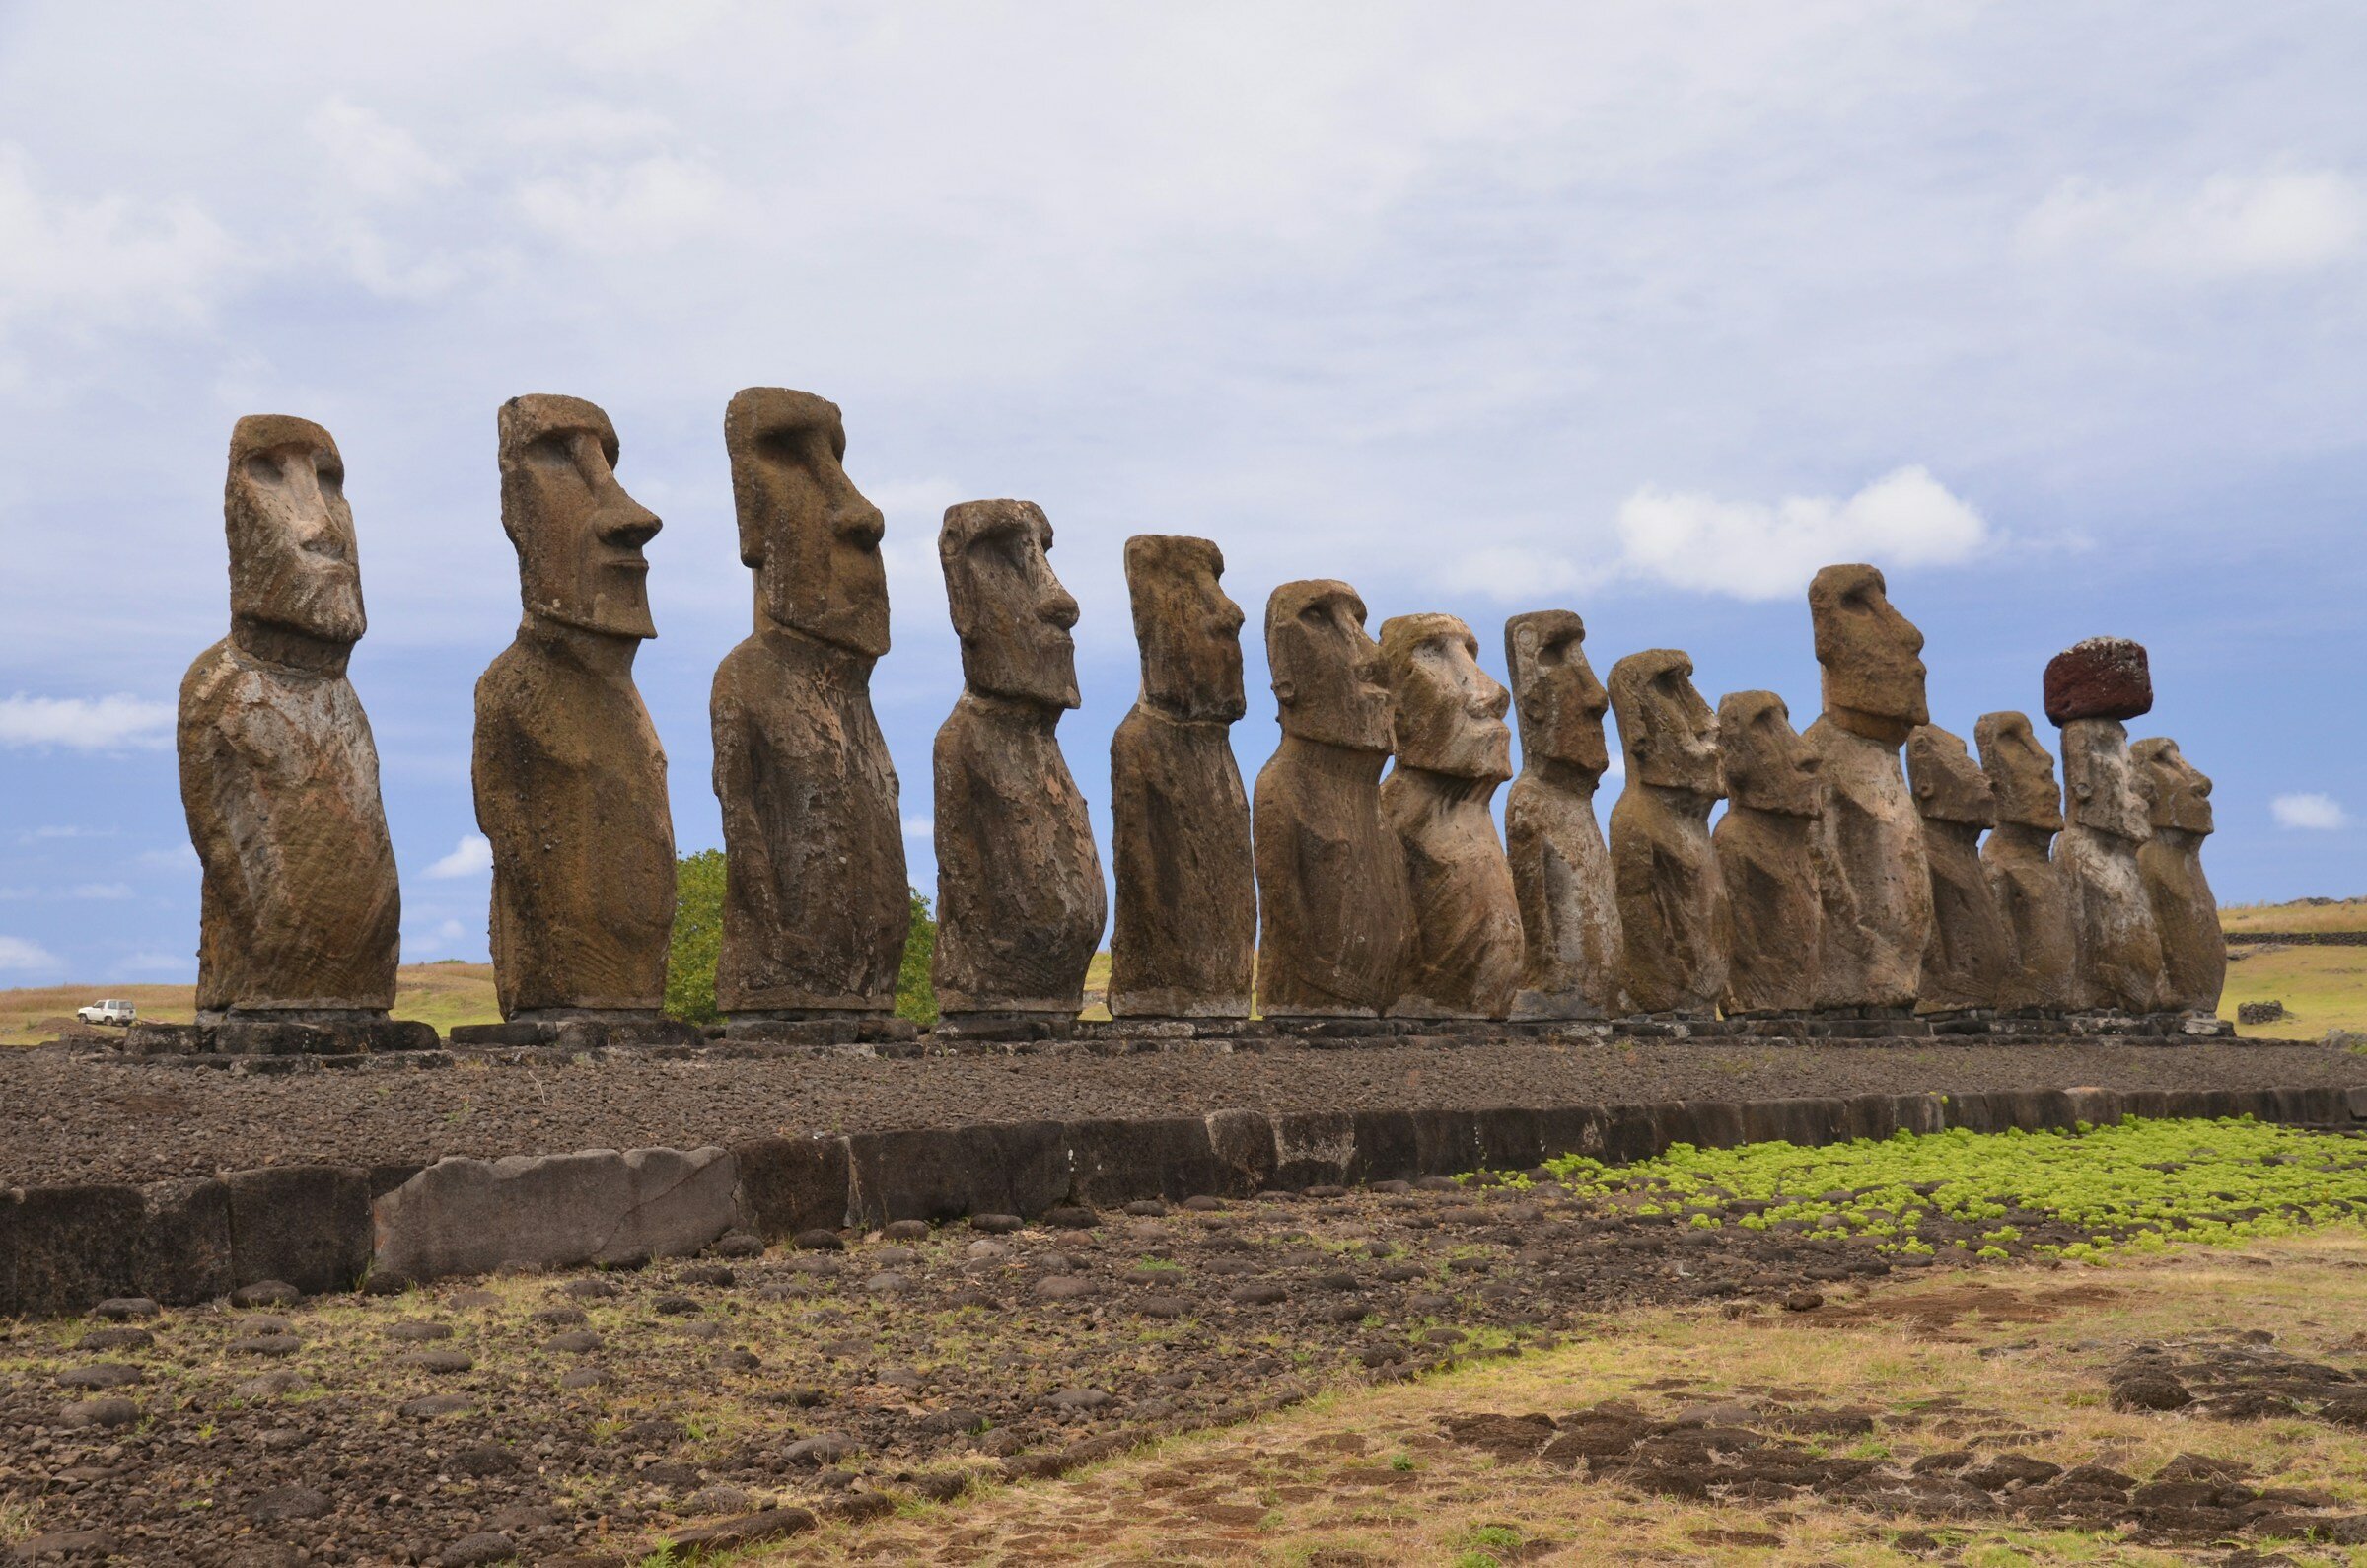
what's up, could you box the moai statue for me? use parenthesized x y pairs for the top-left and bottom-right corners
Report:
(1607, 650), (1731, 1017)
(1379, 613), (1520, 1020)
(2132, 737), (2225, 1017)
(177, 415), (407, 1040)
(1109, 535), (1255, 1020)
(1907, 724), (2014, 1013)
(1253, 580), (1412, 1020)
(1804, 564), (1932, 1014)
(710, 390), (906, 1031)
(471, 395), (680, 1034)
(1974, 711), (2077, 1013)
(931, 500), (1105, 1021)
(2046, 638), (2168, 1014)
(1713, 691), (1822, 1016)
(1503, 611), (1623, 1020)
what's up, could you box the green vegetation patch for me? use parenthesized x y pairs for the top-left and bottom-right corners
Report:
(1530, 1116), (2367, 1263)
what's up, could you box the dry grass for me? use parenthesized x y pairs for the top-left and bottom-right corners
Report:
(2223, 944), (2367, 1040)
(2221, 898), (2367, 936)
(0, 962), (501, 1046)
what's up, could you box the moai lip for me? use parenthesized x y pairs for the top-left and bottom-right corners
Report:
(1714, 690), (1821, 1016)
(1607, 649), (1731, 1017)
(2044, 637), (2152, 726)
(1503, 610), (1622, 1020)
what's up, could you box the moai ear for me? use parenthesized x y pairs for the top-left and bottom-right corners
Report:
(1273, 677), (1299, 709)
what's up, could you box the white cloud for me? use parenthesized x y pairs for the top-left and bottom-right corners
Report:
(18, 824), (118, 842)
(122, 951), (194, 973)
(1610, 467), (1987, 603)
(2021, 170), (2367, 280)
(514, 155), (729, 253)
(900, 816), (934, 840)
(308, 99), (454, 202)
(2271, 792), (2348, 831)
(0, 935), (61, 970)
(0, 693), (176, 750)
(136, 845), (201, 871)
(70, 883), (133, 900)
(426, 833), (493, 879)
(0, 143), (238, 346)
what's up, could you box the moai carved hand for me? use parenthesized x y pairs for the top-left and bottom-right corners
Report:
(1380, 613), (1520, 1020)
(2133, 737), (2224, 1015)
(1975, 711), (2077, 1012)
(710, 389), (907, 1022)
(2048, 638), (2167, 1014)
(1907, 724), (2013, 1014)
(1608, 650), (1731, 1017)
(1713, 690), (1821, 1016)
(931, 500), (1104, 1018)
(1109, 535), (1255, 1019)
(179, 415), (400, 1019)
(1503, 610), (1623, 1020)
(1252, 580), (1411, 1019)
(472, 395), (675, 1022)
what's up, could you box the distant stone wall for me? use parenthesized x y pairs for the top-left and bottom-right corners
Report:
(2226, 930), (2367, 947)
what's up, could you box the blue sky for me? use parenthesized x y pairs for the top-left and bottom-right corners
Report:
(1, 3), (2361, 984)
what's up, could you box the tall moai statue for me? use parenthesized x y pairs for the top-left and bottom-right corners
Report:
(471, 395), (680, 1033)
(931, 500), (1105, 1021)
(1607, 650), (1731, 1017)
(177, 415), (407, 1039)
(1803, 564), (1932, 1014)
(1906, 724), (2014, 1013)
(1108, 535), (1255, 1020)
(1379, 613), (1520, 1020)
(1503, 611), (1623, 1020)
(710, 390), (907, 1030)
(1974, 711), (2077, 1012)
(2046, 637), (2168, 1014)
(2132, 737), (2225, 1017)
(1253, 580), (1412, 1020)
(1713, 691), (1822, 1016)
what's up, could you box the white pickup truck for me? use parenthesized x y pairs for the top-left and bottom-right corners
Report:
(75, 999), (136, 1027)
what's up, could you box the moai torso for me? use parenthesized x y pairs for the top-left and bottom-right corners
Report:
(1712, 690), (1821, 1015)
(1608, 650), (1731, 1016)
(1108, 535), (1255, 1019)
(1975, 711), (2077, 1012)
(1908, 724), (2013, 1013)
(2048, 639), (2167, 1013)
(1253, 580), (1411, 1018)
(473, 395), (675, 1020)
(179, 416), (397, 1017)
(1379, 613), (1519, 1020)
(930, 500), (1105, 1016)
(710, 390), (906, 1016)
(2134, 737), (2224, 1015)
(1503, 611), (1622, 1020)
(1804, 565), (1931, 1011)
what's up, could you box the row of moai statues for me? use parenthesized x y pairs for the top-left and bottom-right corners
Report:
(176, 393), (2224, 1045)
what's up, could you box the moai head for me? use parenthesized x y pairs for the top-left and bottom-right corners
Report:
(1608, 650), (1722, 799)
(1124, 535), (1245, 723)
(1266, 579), (1392, 752)
(1907, 724), (1997, 828)
(1504, 610), (1610, 780)
(1716, 690), (1820, 818)
(226, 414), (365, 649)
(1380, 613), (1511, 782)
(1809, 563), (1928, 743)
(498, 394), (661, 640)
(2059, 721), (2151, 842)
(725, 388), (888, 658)
(1974, 711), (2064, 832)
(940, 499), (1080, 708)
(2132, 737), (2214, 836)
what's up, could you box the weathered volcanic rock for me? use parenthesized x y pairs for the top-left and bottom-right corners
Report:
(1975, 711), (2077, 1013)
(473, 395), (675, 1020)
(2133, 737), (2225, 1015)
(1109, 535), (1255, 1019)
(1503, 611), (1623, 1020)
(931, 500), (1104, 1017)
(2044, 637), (2152, 726)
(1253, 580), (1411, 1019)
(1713, 690), (1822, 1015)
(1607, 650), (1730, 1016)
(2057, 712), (2167, 1013)
(1907, 724), (2013, 1013)
(711, 389), (906, 1018)
(179, 414), (399, 1019)
(1379, 613), (1519, 1020)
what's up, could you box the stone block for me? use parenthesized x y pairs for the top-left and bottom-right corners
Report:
(228, 1165), (372, 1295)
(732, 1137), (851, 1240)
(1269, 1111), (1356, 1189)
(1064, 1117), (1224, 1207)
(135, 1178), (233, 1305)
(1534, 1105), (1607, 1162)
(1346, 1110), (1421, 1184)
(1473, 1106), (1546, 1173)
(1203, 1109), (1276, 1194)
(1, 1185), (143, 1319)
(844, 1121), (1068, 1226)
(1408, 1108), (1485, 1176)
(372, 1147), (735, 1282)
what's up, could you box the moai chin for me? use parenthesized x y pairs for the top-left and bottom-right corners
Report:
(1907, 724), (2014, 1014)
(930, 500), (1105, 1018)
(1803, 564), (1932, 1013)
(1607, 650), (1732, 1017)
(1503, 610), (1623, 1020)
(2047, 638), (2168, 1014)
(1712, 690), (1822, 1016)
(2132, 737), (2225, 1016)
(179, 414), (400, 1020)
(1379, 613), (1520, 1020)
(1974, 711), (2077, 1013)
(710, 389), (907, 1022)
(1252, 580), (1412, 1019)
(1109, 535), (1255, 1019)
(473, 394), (676, 1022)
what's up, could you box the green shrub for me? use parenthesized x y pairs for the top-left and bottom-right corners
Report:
(897, 891), (938, 1026)
(665, 851), (937, 1029)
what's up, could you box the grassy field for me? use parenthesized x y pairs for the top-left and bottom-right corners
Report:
(0, 961), (501, 1045)
(2221, 897), (2367, 935)
(2225, 943), (2367, 1039)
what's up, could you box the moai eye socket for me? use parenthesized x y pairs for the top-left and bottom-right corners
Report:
(245, 453), (283, 486)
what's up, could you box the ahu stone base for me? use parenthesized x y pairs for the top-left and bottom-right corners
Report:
(124, 1018), (438, 1057)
